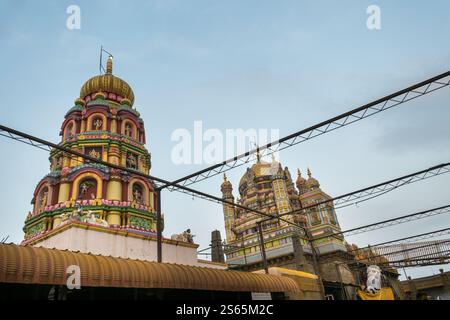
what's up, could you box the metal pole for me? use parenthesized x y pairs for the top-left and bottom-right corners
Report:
(292, 233), (306, 271)
(242, 235), (248, 265)
(156, 188), (162, 263)
(257, 222), (269, 274)
(335, 263), (348, 300)
(306, 229), (326, 300)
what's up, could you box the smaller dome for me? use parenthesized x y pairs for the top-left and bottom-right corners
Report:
(306, 168), (320, 189)
(221, 174), (233, 193)
(74, 98), (85, 107)
(251, 161), (273, 177)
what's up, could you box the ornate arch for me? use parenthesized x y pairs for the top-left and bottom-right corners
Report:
(87, 112), (107, 131)
(33, 180), (50, 212)
(127, 177), (151, 206)
(71, 171), (103, 200)
(121, 118), (138, 140)
(63, 119), (77, 140)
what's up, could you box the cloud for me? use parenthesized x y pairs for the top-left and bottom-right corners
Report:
(374, 97), (450, 156)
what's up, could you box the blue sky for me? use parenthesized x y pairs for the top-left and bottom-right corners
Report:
(0, 0), (449, 280)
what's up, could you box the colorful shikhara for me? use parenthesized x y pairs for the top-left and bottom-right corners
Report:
(23, 57), (158, 243)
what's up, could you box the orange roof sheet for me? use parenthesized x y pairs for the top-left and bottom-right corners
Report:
(0, 243), (299, 293)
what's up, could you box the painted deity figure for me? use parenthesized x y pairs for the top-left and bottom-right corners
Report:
(40, 191), (48, 210)
(125, 124), (133, 137)
(80, 183), (89, 195)
(133, 187), (143, 204)
(310, 207), (321, 225)
(89, 148), (101, 159)
(93, 119), (103, 130)
(127, 153), (137, 169)
(79, 181), (96, 200)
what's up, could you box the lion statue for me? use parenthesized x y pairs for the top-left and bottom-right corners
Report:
(171, 229), (195, 243)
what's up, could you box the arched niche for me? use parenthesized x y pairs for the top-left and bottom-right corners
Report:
(87, 113), (107, 131)
(71, 172), (103, 201)
(36, 185), (49, 211)
(63, 120), (76, 140)
(121, 119), (138, 140)
(127, 178), (150, 206)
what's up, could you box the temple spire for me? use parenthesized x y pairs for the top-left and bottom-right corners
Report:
(106, 56), (113, 74)
(256, 145), (261, 163)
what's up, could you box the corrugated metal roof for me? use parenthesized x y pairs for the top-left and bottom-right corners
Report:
(0, 243), (299, 293)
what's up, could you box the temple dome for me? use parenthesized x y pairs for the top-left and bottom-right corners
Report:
(80, 57), (135, 105)
(296, 169), (307, 187)
(221, 174), (233, 193)
(250, 161), (274, 177)
(306, 168), (320, 189)
(239, 154), (280, 189)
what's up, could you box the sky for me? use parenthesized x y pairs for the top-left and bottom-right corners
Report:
(0, 0), (449, 280)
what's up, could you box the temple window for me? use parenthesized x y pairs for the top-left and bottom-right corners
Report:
(78, 179), (97, 200)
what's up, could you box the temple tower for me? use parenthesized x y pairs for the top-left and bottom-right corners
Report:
(23, 56), (160, 243)
(220, 174), (235, 243)
(271, 163), (293, 222)
(299, 168), (343, 253)
(211, 230), (225, 263)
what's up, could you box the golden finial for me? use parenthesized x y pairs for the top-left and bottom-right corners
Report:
(297, 168), (301, 177)
(223, 173), (227, 182)
(307, 167), (312, 178)
(106, 55), (113, 74)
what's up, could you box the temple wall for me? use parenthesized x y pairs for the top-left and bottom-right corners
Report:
(31, 224), (225, 269)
